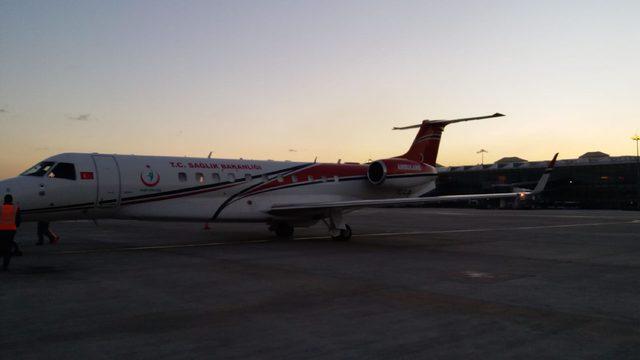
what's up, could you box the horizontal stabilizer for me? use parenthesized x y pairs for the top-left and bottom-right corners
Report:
(393, 113), (505, 130)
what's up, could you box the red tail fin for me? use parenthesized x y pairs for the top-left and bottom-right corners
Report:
(397, 121), (446, 165)
(394, 113), (505, 165)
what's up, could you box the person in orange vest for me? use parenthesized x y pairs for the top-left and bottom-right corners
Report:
(0, 194), (22, 271)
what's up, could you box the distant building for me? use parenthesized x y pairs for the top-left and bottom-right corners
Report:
(434, 152), (640, 210)
(579, 151), (609, 159)
(495, 156), (528, 164)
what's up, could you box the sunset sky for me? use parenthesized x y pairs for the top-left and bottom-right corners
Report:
(1, 0), (639, 179)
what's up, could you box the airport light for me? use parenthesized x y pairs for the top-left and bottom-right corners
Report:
(633, 135), (640, 209)
(477, 149), (488, 165)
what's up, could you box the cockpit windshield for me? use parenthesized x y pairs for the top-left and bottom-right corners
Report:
(48, 162), (77, 180)
(20, 161), (55, 177)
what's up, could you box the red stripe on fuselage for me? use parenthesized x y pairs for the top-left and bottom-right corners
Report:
(240, 163), (366, 197)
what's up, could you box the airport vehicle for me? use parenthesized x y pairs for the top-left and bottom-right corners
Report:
(0, 114), (556, 240)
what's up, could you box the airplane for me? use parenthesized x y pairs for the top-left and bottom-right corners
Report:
(0, 113), (557, 241)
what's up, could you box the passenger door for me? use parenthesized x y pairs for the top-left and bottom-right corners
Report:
(92, 155), (121, 207)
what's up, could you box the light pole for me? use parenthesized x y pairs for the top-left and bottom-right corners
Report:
(477, 149), (488, 165)
(633, 135), (640, 210)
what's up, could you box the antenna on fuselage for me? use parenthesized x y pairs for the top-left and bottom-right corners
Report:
(314, 156), (317, 163)
(208, 151), (213, 159)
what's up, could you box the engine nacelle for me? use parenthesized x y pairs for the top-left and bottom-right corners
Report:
(367, 158), (435, 186)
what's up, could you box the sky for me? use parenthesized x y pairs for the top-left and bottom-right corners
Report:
(1, 0), (639, 179)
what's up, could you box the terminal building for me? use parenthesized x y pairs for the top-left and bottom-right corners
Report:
(434, 152), (640, 210)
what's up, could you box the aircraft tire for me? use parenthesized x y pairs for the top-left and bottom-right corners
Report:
(274, 223), (294, 238)
(332, 224), (352, 241)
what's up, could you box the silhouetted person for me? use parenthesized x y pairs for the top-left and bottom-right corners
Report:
(0, 194), (21, 271)
(37, 221), (59, 245)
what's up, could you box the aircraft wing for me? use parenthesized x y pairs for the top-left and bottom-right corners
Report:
(268, 153), (557, 216)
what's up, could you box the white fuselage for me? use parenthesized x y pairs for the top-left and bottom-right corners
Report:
(1, 153), (437, 226)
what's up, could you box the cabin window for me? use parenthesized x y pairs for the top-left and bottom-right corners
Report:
(277, 175), (284, 183)
(245, 174), (252, 182)
(308, 175), (314, 182)
(291, 175), (298, 183)
(195, 173), (205, 183)
(212, 173), (220, 183)
(21, 161), (55, 177)
(48, 163), (76, 180)
(227, 173), (236, 182)
(178, 172), (187, 182)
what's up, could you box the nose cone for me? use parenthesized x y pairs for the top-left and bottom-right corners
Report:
(0, 177), (19, 195)
(0, 176), (38, 208)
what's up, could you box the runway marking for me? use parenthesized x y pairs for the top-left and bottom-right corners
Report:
(379, 209), (640, 220)
(54, 220), (639, 254)
(430, 212), (470, 216)
(296, 220), (640, 240)
(489, 214), (640, 220)
(56, 239), (271, 255)
(461, 271), (494, 279)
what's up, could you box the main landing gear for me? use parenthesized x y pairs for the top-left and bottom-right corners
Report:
(325, 210), (352, 241)
(330, 224), (352, 241)
(269, 210), (353, 241)
(270, 222), (294, 238)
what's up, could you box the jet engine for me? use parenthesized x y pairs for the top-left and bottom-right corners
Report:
(367, 158), (435, 187)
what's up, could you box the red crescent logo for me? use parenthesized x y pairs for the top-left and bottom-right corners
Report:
(140, 166), (161, 187)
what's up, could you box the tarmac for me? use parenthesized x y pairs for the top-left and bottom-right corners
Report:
(1, 208), (640, 359)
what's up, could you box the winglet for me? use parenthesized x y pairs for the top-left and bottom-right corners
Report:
(532, 153), (558, 194)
